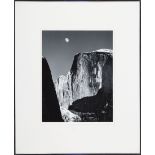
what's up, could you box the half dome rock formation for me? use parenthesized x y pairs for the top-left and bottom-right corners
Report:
(42, 57), (63, 122)
(55, 49), (113, 111)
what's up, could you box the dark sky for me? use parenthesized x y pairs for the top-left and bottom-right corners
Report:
(42, 31), (113, 82)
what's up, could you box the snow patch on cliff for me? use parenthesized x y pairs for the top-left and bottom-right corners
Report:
(60, 107), (81, 122)
(96, 49), (112, 53)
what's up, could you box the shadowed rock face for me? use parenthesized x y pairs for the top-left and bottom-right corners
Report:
(69, 87), (113, 122)
(42, 57), (63, 122)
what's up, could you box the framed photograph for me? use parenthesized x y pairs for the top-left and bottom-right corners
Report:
(15, 0), (141, 155)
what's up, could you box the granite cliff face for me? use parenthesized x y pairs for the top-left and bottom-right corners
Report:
(55, 72), (72, 109)
(55, 49), (113, 110)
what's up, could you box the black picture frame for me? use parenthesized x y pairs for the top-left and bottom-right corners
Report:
(14, 0), (141, 155)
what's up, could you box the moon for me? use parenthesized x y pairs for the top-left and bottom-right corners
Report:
(65, 37), (70, 43)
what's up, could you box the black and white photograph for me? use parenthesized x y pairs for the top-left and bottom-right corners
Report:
(42, 31), (113, 122)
